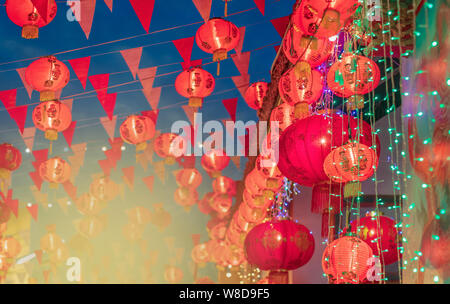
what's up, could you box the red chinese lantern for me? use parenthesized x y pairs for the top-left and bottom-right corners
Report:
(123, 222), (145, 241)
(201, 149), (230, 177)
(292, 0), (360, 38)
(78, 216), (105, 239)
(244, 82), (269, 110)
(246, 168), (282, 200)
(322, 235), (373, 284)
(224, 245), (246, 267)
(210, 240), (229, 267)
(244, 220), (315, 270)
(175, 67), (215, 108)
(32, 100), (72, 141)
(243, 189), (273, 210)
(191, 243), (209, 265)
(75, 193), (107, 216)
(421, 220), (450, 280)
(239, 201), (267, 224)
(154, 133), (186, 165)
(270, 102), (297, 132)
(327, 54), (381, 98)
(120, 115), (155, 151)
(49, 245), (69, 265)
(346, 212), (401, 266)
(0, 143), (22, 190)
(164, 266), (183, 284)
(174, 187), (198, 211)
(6, 0), (57, 39)
(210, 193), (233, 217)
(175, 168), (202, 189)
(39, 157), (71, 187)
(195, 18), (240, 75)
(278, 63), (324, 118)
(283, 26), (336, 68)
(40, 225), (63, 252)
(209, 221), (228, 240)
(127, 207), (152, 226)
(0, 237), (21, 258)
(255, 154), (283, 181)
(149, 204), (172, 232)
(25, 56), (70, 101)
(89, 176), (119, 202)
(198, 192), (214, 215)
(212, 175), (236, 196)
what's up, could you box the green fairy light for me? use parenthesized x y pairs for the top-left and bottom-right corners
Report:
(432, 235), (440, 240)
(431, 41), (438, 47)
(433, 276), (439, 283)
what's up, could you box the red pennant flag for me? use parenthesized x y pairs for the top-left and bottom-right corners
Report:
(141, 110), (159, 127)
(122, 166), (135, 188)
(137, 67), (158, 91)
(232, 52), (251, 75)
(61, 99), (73, 112)
(235, 27), (246, 55)
(20, 127), (36, 151)
(173, 36), (195, 66)
(274, 45), (280, 54)
(181, 59), (202, 70)
(29, 171), (43, 190)
(232, 74), (250, 98)
(109, 137), (124, 151)
(142, 176), (154, 193)
(192, 0), (212, 23)
(100, 115), (117, 139)
(31, 0), (49, 23)
(230, 156), (240, 169)
(32, 149), (48, 165)
(69, 57), (91, 90)
(16, 68), (33, 98)
(120, 47), (143, 80)
(271, 16), (290, 37)
(253, 0), (265, 16)
(63, 121), (77, 148)
(62, 181), (77, 201)
(71, 0), (97, 39)
(89, 73), (109, 102)
(8, 105), (28, 134)
(222, 98), (238, 122)
(129, 0), (155, 32)
(35, 250), (43, 264)
(100, 93), (117, 121)
(103, 0), (113, 11)
(143, 87), (161, 110)
(181, 105), (195, 125)
(98, 159), (112, 176)
(1, 190), (19, 217)
(0, 89), (17, 109)
(26, 204), (38, 221)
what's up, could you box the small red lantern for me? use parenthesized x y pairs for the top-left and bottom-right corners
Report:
(270, 102), (297, 132)
(174, 187), (198, 211)
(120, 115), (155, 151)
(278, 63), (324, 118)
(127, 207), (152, 226)
(209, 221), (227, 240)
(78, 216), (105, 239)
(283, 26), (336, 68)
(245, 168), (282, 200)
(154, 133), (186, 165)
(0, 237), (21, 258)
(89, 176), (119, 202)
(32, 100), (72, 141)
(191, 243), (210, 265)
(327, 54), (380, 98)
(243, 189), (273, 210)
(25, 56), (70, 101)
(224, 245), (246, 267)
(244, 220), (315, 270)
(123, 222), (145, 241)
(149, 204), (172, 232)
(175, 67), (215, 108)
(75, 193), (107, 216)
(201, 149), (230, 177)
(210, 193), (233, 217)
(0, 143), (22, 183)
(322, 235), (373, 284)
(238, 201), (267, 224)
(244, 82), (269, 110)
(347, 213), (401, 266)
(175, 168), (202, 189)
(255, 154), (283, 180)
(212, 175), (236, 196)
(164, 265), (183, 284)
(195, 17), (240, 75)
(198, 192), (214, 215)
(6, 0), (57, 39)
(292, 0), (360, 38)
(39, 157), (71, 187)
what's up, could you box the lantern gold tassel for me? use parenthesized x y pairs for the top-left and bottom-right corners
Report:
(164, 157), (175, 166)
(188, 97), (203, 108)
(48, 141), (53, 155)
(344, 181), (361, 198)
(224, 0), (228, 17)
(22, 25), (39, 39)
(40, 91), (56, 102)
(136, 142), (147, 152)
(217, 61), (220, 76)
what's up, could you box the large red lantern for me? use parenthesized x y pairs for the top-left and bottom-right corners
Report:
(154, 133), (186, 165)
(201, 149), (230, 177)
(175, 67), (215, 108)
(32, 100), (72, 141)
(322, 235), (373, 284)
(283, 26), (335, 68)
(25, 56), (70, 101)
(0, 143), (22, 184)
(174, 187), (198, 211)
(346, 213), (401, 266)
(212, 175), (236, 196)
(175, 168), (202, 189)
(120, 115), (155, 151)
(278, 63), (324, 118)
(244, 220), (315, 270)
(6, 0), (57, 39)
(39, 157), (71, 187)
(195, 18), (240, 75)
(292, 0), (360, 38)
(244, 82), (269, 110)
(327, 54), (380, 98)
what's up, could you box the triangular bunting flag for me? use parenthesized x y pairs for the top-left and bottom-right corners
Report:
(103, 0), (113, 11)
(138, 66), (158, 91)
(141, 110), (159, 127)
(89, 73), (109, 102)
(173, 37), (195, 66)
(232, 52), (251, 75)
(0, 89), (17, 109)
(100, 93), (117, 120)
(35, 250), (43, 264)
(71, 0), (97, 39)
(142, 176), (154, 193)
(270, 15), (290, 37)
(100, 115), (117, 139)
(120, 47), (143, 80)
(20, 127), (36, 151)
(61, 99), (73, 112)
(26, 204), (38, 221)
(122, 167), (135, 189)
(56, 197), (69, 215)
(68, 57), (91, 90)
(153, 161), (165, 184)
(232, 74), (250, 98)
(235, 27), (246, 55)
(98, 159), (112, 176)
(222, 98), (238, 122)
(129, 0), (155, 32)
(63, 121), (77, 148)
(181, 105), (195, 125)
(62, 181), (77, 201)
(143, 87), (161, 110)
(8, 105), (28, 134)
(253, 0), (265, 16)
(16, 68), (33, 98)
(230, 156), (240, 169)
(29, 171), (43, 191)
(192, 0), (212, 23)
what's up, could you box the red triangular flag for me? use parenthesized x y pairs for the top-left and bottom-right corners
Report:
(181, 105), (195, 125)
(8, 105), (28, 134)
(232, 74), (250, 98)
(231, 156), (240, 169)
(122, 166), (135, 187)
(253, 0), (265, 16)
(129, 0), (155, 32)
(100, 115), (117, 139)
(100, 93), (117, 120)
(98, 159), (112, 176)
(20, 127), (36, 151)
(142, 176), (154, 193)
(29, 171), (43, 191)
(120, 47), (143, 79)
(138, 66), (158, 91)
(232, 52), (251, 75)
(71, 0), (97, 39)
(271, 16), (290, 37)
(33, 149), (49, 164)
(181, 59), (202, 70)
(0, 89), (17, 109)
(103, 0), (113, 11)
(222, 98), (238, 122)
(31, 0), (49, 23)
(141, 110), (159, 126)
(16, 68), (33, 98)
(192, 0), (212, 23)
(173, 37), (195, 64)
(235, 27), (246, 55)
(61, 99), (74, 112)
(35, 250), (43, 264)
(62, 181), (77, 201)
(26, 204), (38, 221)
(89, 73), (109, 101)
(62, 121), (77, 147)
(69, 57), (91, 90)
(143, 87), (161, 110)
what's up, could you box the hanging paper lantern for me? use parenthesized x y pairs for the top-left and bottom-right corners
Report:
(164, 266), (183, 284)
(198, 192), (214, 215)
(239, 201), (267, 224)
(421, 220), (450, 279)
(201, 149), (230, 177)
(327, 54), (381, 98)
(278, 63), (324, 118)
(127, 207), (152, 226)
(244, 82), (269, 110)
(120, 115), (155, 151)
(283, 26), (336, 68)
(210, 193), (233, 217)
(25, 56), (70, 101)
(32, 100), (72, 141)
(292, 0), (360, 38)
(224, 245), (246, 267)
(174, 187), (198, 211)
(270, 102), (297, 132)
(195, 17), (240, 75)
(6, 0), (57, 39)
(255, 154), (283, 181)
(78, 216), (105, 239)
(209, 221), (228, 240)
(175, 168), (202, 189)
(75, 193), (107, 216)
(40, 226), (63, 252)
(154, 133), (186, 165)
(322, 235), (373, 284)
(245, 168), (282, 200)
(212, 175), (236, 196)
(244, 220), (315, 271)
(175, 67), (215, 108)
(49, 245), (69, 265)
(0, 237), (21, 258)
(346, 213), (401, 266)
(191, 243), (210, 265)
(0, 143), (22, 182)
(323, 142), (378, 183)
(149, 204), (172, 232)
(89, 176), (119, 202)
(39, 157), (71, 187)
